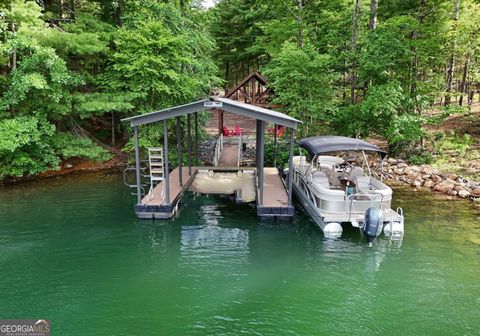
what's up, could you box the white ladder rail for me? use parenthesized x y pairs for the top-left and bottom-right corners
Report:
(147, 147), (166, 203)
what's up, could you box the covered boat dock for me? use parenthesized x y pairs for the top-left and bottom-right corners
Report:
(122, 97), (301, 220)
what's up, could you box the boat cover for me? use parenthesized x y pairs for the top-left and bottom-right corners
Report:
(298, 136), (387, 158)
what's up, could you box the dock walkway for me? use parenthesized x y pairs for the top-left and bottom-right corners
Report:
(217, 144), (239, 167)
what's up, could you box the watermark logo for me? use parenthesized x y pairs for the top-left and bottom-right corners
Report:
(0, 320), (50, 336)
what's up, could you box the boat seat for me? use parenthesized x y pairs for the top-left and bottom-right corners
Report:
(327, 169), (342, 187)
(370, 178), (393, 200)
(355, 176), (372, 192)
(310, 171), (330, 188)
(309, 178), (345, 201)
(349, 167), (364, 178)
(316, 156), (345, 168)
(354, 175), (392, 201)
(293, 156), (310, 174)
(293, 156), (307, 166)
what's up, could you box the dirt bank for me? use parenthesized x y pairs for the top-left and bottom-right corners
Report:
(1, 154), (127, 185)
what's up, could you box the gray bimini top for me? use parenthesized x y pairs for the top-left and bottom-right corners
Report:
(298, 136), (387, 158)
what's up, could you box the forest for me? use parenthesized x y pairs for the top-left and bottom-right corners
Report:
(1, 0), (479, 179)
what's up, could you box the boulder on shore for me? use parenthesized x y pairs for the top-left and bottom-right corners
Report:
(471, 187), (480, 197)
(410, 179), (423, 188)
(423, 180), (435, 188)
(433, 179), (456, 193)
(446, 190), (458, 196)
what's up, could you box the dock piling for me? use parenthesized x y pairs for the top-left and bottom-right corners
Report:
(134, 126), (142, 204)
(163, 120), (170, 205)
(195, 112), (199, 166)
(187, 114), (192, 176)
(176, 117), (183, 186)
(273, 123), (277, 167)
(257, 120), (265, 206)
(288, 127), (294, 206)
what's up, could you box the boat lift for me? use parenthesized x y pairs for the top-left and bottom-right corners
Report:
(122, 97), (301, 220)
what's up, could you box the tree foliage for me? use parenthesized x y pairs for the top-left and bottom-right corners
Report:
(211, 0), (480, 155)
(263, 42), (338, 136)
(2, 0), (480, 179)
(0, 0), (218, 179)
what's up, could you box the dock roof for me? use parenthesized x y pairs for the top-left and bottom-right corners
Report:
(121, 97), (301, 129)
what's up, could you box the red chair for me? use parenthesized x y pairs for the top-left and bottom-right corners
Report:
(223, 126), (234, 136)
(276, 125), (285, 137)
(233, 124), (243, 136)
(267, 125), (285, 137)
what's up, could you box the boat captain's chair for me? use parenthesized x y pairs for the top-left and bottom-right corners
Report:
(316, 156), (345, 186)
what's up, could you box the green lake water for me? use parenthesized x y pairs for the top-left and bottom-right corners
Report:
(0, 173), (479, 335)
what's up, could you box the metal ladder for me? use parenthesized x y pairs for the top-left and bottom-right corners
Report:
(123, 160), (149, 197)
(147, 147), (166, 202)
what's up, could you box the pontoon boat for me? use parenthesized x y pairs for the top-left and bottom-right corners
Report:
(285, 136), (404, 243)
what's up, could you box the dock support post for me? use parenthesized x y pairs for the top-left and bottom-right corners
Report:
(176, 117), (183, 187)
(134, 126), (142, 204)
(273, 123), (277, 167)
(218, 110), (223, 135)
(255, 120), (260, 167)
(257, 120), (265, 206)
(287, 127), (294, 206)
(187, 114), (192, 176)
(195, 112), (199, 166)
(164, 120), (170, 205)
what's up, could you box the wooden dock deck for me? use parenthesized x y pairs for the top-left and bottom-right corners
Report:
(135, 166), (195, 219)
(141, 167), (193, 206)
(262, 168), (289, 207)
(257, 168), (294, 217)
(135, 166), (293, 219)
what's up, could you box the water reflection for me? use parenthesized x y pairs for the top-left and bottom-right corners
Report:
(181, 225), (249, 252)
(179, 202), (250, 271)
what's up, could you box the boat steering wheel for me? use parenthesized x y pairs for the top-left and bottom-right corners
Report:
(334, 162), (352, 174)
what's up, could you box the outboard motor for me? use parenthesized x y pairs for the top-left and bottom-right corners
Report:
(363, 207), (383, 245)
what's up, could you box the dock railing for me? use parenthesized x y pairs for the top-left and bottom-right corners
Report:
(213, 133), (224, 167)
(237, 134), (243, 167)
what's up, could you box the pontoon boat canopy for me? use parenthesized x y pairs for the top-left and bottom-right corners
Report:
(298, 136), (387, 158)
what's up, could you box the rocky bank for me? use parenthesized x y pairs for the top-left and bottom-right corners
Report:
(381, 158), (480, 200)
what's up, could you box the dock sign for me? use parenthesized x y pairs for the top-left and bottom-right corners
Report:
(204, 101), (223, 108)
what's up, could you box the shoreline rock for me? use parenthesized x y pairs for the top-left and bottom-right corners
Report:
(380, 159), (479, 202)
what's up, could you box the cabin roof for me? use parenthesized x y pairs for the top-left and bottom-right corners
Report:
(121, 97), (301, 129)
(224, 71), (270, 98)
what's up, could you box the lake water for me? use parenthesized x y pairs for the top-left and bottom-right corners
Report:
(0, 173), (479, 335)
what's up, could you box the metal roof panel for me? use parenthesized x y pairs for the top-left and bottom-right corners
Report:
(121, 97), (301, 128)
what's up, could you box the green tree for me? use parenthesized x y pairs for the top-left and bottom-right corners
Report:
(108, 1), (218, 111)
(263, 42), (338, 136)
